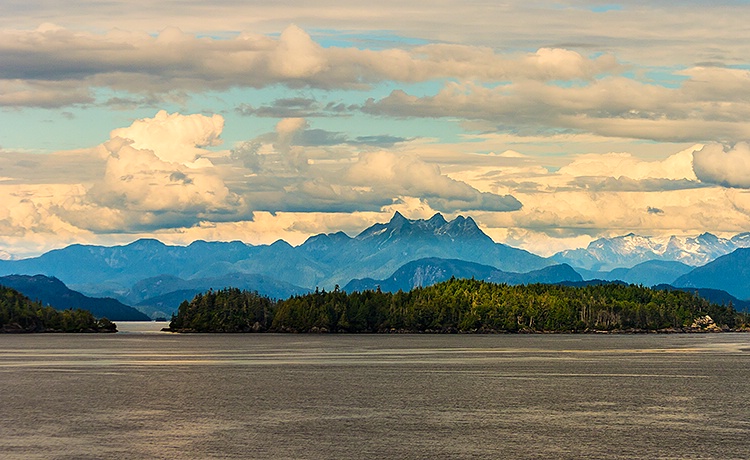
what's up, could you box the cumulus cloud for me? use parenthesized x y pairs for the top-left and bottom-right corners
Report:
(479, 186), (750, 238)
(274, 117), (309, 171)
(693, 142), (750, 188)
(558, 148), (698, 181)
(91, 137), (233, 212)
(110, 110), (224, 166)
(5, 109), (750, 259)
(29, 111), (243, 232)
(342, 150), (522, 212)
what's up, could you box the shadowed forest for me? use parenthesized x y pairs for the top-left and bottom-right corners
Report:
(0, 286), (117, 333)
(169, 278), (749, 333)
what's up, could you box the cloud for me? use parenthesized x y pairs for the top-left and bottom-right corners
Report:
(5, 22), (750, 146)
(569, 177), (704, 192)
(91, 137), (233, 212)
(342, 150), (522, 212)
(110, 110), (224, 166)
(363, 70), (750, 142)
(3, 2), (749, 73)
(223, 125), (524, 214)
(693, 142), (750, 188)
(236, 97), (355, 118)
(269, 25), (327, 79)
(37, 111), (245, 232)
(273, 117), (309, 171)
(647, 206), (664, 215)
(0, 24), (622, 107)
(5, 109), (750, 258)
(349, 135), (409, 147)
(558, 147), (699, 181)
(478, 186), (750, 239)
(257, 125), (409, 148)
(0, 80), (94, 108)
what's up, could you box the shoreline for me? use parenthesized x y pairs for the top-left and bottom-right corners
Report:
(162, 326), (750, 334)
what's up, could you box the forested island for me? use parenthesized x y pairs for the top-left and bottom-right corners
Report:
(0, 286), (117, 333)
(168, 278), (750, 333)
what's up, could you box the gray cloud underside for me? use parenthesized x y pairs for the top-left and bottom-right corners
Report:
(0, 150), (105, 183)
(236, 98), (355, 119)
(0, 27), (615, 83)
(3, 1), (748, 67)
(3, 23), (749, 146)
(19, 112), (524, 235)
(570, 177), (706, 192)
(0, 24), (620, 107)
(363, 71), (750, 142)
(231, 165), (523, 215)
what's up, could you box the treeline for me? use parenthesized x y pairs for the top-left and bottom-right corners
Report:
(169, 278), (749, 333)
(0, 286), (117, 333)
(169, 288), (275, 332)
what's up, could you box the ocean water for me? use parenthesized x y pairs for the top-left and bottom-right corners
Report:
(1, 326), (749, 459)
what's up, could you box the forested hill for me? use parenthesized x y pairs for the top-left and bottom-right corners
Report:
(0, 286), (117, 333)
(168, 279), (749, 333)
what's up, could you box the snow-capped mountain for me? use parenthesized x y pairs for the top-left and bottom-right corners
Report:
(552, 232), (750, 271)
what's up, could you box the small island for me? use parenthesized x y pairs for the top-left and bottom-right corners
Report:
(0, 286), (117, 333)
(166, 278), (750, 333)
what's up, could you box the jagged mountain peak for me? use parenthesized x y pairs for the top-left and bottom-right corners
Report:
(442, 215), (485, 238)
(355, 212), (490, 242)
(696, 232), (719, 242)
(302, 231), (352, 245)
(427, 212), (448, 226)
(389, 210), (408, 224)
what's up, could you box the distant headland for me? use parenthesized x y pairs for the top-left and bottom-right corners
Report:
(165, 279), (750, 334)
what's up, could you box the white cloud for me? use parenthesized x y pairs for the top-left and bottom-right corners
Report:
(91, 113), (237, 218)
(693, 142), (750, 188)
(558, 146), (699, 181)
(92, 137), (233, 212)
(110, 110), (224, 166)
(3, 112), (750, 259)
(270, 25), (327, 79)
(342, 150), (522, 212)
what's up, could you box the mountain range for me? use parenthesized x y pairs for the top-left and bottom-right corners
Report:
(1, 212), (750, 318)
(553, 232), (750, 271)
(345, 258), (582, 293)
(574, 260), (695, 287)
(0, 275), (149, 321)
(0, 212), (551, 317)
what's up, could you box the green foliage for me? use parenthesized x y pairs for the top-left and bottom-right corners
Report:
(169, 288), (275, 332)
(0, 285), (116, 333)
(170, 279), (745, 333)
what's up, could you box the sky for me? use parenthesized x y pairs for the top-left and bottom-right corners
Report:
(2, 0), (750, 259)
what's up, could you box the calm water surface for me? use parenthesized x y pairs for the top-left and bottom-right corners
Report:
(1, 324), (749, 459)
